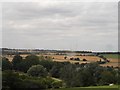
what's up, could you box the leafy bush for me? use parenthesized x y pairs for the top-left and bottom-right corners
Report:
(27, 65), (48, 77)
(2, 70), (56, 89)
(2, 70), (22, 88)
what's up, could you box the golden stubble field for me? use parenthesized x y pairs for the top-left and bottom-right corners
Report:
(4, 54), (119, 67)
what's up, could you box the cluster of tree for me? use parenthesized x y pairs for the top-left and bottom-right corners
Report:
(2, 54), (120, 89)
(2, 54), (53, 72)
(60, 63), (120, 87)
(3, 70), (62, 89)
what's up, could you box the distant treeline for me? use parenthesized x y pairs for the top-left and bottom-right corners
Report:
(1, 48), (119, 55)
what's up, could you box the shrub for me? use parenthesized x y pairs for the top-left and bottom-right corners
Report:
(27, 65), (48, 77)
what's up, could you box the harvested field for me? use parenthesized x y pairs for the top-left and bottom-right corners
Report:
(2, 54), (120, 67)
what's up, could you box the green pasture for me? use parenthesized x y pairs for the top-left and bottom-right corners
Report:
(101, 54), (120, 59)
(50, 85), (120, 90)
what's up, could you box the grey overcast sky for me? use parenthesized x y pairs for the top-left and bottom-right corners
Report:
(2, 2), (118, 51)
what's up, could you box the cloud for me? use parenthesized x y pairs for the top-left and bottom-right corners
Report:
(2, 2), (118, 51)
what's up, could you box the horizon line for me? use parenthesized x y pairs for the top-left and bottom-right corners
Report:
(1, 47), (119, 52)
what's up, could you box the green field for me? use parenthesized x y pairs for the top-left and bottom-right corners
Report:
(101, 54), (119, 59)
(51, 85), (120, 90)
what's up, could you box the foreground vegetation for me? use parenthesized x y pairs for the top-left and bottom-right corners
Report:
(2, 54), (120, 89)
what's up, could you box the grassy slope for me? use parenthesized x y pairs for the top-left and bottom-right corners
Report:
(101, 54), (119, 59)
(51, 85), (120, 90)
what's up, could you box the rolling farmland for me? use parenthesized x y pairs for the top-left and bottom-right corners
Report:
(3, 53), (120, 67)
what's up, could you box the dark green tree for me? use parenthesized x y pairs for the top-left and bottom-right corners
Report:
(2, 70), (22, 89)
(25, 54), (40, 66)
(99, 71), (115, 85)
(2, 57), (12, 70)
(50, 65), (61, 78)
(19, 54), (40, 72)
(12, 54), (23, 70)
(60, 64), (76, 87)
(39, 59), (54, 71)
